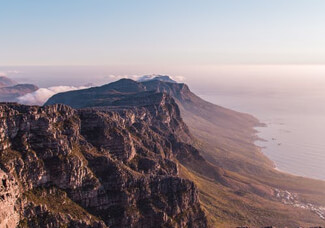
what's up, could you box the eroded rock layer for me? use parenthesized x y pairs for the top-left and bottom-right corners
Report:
(0, 94), (207, 228)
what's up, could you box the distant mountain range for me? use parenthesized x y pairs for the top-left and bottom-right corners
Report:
(0, 76), (17, 87)
(0, 76), (39, 102)
(0, 75), (324, 227)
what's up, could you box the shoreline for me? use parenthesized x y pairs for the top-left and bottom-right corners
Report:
(253, 123), (325, 182)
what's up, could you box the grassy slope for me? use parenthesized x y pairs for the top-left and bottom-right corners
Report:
(176, 96), (325, 227)
(180, 165), (324, 227)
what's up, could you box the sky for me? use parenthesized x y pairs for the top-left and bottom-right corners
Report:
(1, 0), (325, 96)
(1, 0), (325, 67)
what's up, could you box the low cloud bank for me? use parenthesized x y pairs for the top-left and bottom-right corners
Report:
(107, 74), (185, 82)
(17, 86), (88, 106)
(0, 70), (22, 77)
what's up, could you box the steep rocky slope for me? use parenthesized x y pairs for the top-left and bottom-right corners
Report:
(0, 95), (207, 227)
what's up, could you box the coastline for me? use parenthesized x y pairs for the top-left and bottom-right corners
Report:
(253, 123), (325, 182)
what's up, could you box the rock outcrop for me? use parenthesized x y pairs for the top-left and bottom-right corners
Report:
(0, 168), (20, 228)
(0, 94), (207, 227)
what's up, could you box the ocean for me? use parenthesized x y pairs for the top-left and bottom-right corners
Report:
(198, 72), (325, 181)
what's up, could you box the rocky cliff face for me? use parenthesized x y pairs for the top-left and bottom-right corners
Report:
(0, 94), (207, 227)
(0, 168), (20, 228)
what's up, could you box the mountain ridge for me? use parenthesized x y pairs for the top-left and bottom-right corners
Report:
(44, 78), (325, 227)
(45, 78), (271, 173)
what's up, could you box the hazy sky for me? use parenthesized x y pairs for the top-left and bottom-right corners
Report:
(1, 0), (325, 66)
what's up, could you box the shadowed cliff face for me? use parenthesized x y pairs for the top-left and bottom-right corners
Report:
(0, 94), (207, 228)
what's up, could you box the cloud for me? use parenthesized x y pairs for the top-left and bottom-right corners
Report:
(17, 86), (88, 106)
(173, 75), (185, 82)
(107, 74), (186, 82)
(107, 74), (140, 80)
(6, 70), (21, 74)
(0, 70), (22, 77)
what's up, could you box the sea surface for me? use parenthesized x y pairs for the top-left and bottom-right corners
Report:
(199, 81), (325, 181)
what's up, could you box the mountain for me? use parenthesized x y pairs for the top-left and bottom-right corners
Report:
(44, 78), (325, 227)
(0, 84), (39, 102)
(0, 76), (17, 87)
(0, 96), (208, 227)
(46, 78), (271, 173)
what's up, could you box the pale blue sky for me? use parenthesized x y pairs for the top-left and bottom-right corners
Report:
(1, 0), (325, 66)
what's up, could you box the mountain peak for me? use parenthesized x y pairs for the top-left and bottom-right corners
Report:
(137, 75), (177, 83)
(100, 78), (145, 93)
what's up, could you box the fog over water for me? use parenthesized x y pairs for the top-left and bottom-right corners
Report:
(1, 64), (325, 180)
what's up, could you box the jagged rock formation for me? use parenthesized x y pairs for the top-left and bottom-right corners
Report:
(0, 94), (207, 227)
(0, 168), (20, 228)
